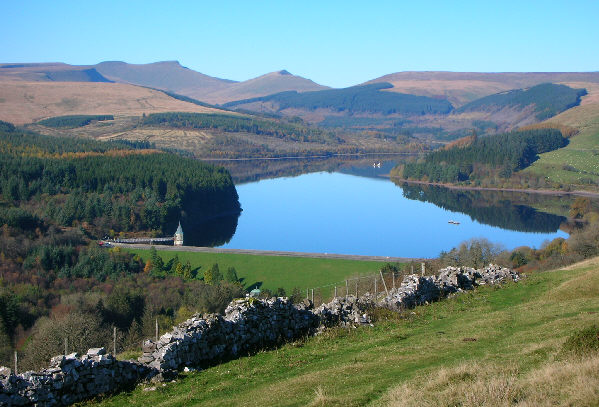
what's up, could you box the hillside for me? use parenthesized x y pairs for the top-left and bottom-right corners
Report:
(392, 128), (569, 184)
(522, 81), (599, 188)
(0, 61), (329, 105)
(457, 83), (587, 120)
(203, 70), (329, 104)
(0, 81), (228, 125)
(366, 71), (599, 107)
(87, 258), (599, 406)
(95, 63), (328, 104)
(0, 62), (112, 83)
(225, 76), (596, 141)
(224, 83), (454, 115)
(3, 63), (598, 144)
(94, 61), (235, 98)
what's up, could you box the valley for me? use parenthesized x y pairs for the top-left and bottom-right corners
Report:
(1, 60), (599, 407)
(4, 3), (599, 406)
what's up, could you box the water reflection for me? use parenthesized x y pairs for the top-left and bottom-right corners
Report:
(182, 156), (596, 256)
(208, 154), (413, 184)
(181, 213), (239, 247)
(398, 183), (569, 233)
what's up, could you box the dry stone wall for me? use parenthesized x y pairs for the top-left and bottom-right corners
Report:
(380, 264), (520, 311)
(0, 264), (518, 406)
(0, 348), (150, 406)
(139, 297), (318, 379)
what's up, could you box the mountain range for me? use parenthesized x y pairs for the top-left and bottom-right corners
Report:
(3, 61), (598, 108)
(0, 61), (327, 105)
(1, 60), (598, 157)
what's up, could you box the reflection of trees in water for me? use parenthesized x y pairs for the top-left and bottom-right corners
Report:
(161, 204), (240, 247)
(212, 155), (414, 184)
(399, 183), (567, 233)
(182, 214), (239, 247)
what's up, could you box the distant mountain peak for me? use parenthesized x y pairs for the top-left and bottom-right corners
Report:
(278, 70), (291, 75)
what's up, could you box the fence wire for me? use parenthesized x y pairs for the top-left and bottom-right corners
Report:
(305, 262), (429, 306)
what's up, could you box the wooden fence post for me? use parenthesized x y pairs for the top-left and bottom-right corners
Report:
(374, 277), (377, 299)
(14, 351), (17, 375)
(155, 318), (159, 341)
(345, 280), (348, 299)
(311, 289), (314, 303)
(421, 262), (425, 276)
(334, 286), (337, 298)
(392, 272), (395, 289)
(113, 326), (117, 356)
(355, 280), (358, 297)
(306, 288), (309, 299)
(380, 270), (389, 295)
(64, 337), (68, 355)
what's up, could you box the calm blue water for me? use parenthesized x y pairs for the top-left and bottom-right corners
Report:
(219, 171), (568, 258)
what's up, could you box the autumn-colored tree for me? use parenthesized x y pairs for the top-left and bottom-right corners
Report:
(175, 262), (184, 277)
(183, 261), (192, 280)
(570, 197), (592, 219)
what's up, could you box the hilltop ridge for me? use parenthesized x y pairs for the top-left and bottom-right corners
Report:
(94, 60), (235, 98)
(365, 71), (599, 106)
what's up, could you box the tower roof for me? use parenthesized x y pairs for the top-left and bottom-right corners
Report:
(175, 221), (183, 235)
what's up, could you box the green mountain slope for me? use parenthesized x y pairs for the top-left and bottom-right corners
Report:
(457, 83), (587, 120)
(224, 83), (454, 115)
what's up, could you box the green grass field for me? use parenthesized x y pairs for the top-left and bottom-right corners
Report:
(127, 248), (389, 296)
(524, 86), (599, 188)
(87, 257), (599, 406)
(525, 120), (599, 186)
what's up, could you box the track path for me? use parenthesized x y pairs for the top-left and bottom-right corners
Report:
(111, 243), (420, 263)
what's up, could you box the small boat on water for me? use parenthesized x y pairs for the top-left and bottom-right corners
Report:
(448, 220), (460, 225)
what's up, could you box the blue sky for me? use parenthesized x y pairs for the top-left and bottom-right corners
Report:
(2, 0), (598, 87)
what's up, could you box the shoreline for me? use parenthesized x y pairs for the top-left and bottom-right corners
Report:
(197, 152), (422, 162)
(387, 177), (599, 198)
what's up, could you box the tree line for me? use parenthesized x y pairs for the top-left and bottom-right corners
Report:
(37, 114), (115, 128)
(392, 128), (568, 184)
(0, 123), (240, 234)
(140, 112), (341, 144)
(224, 83), (454, 115)
(457, 83), (587, 120)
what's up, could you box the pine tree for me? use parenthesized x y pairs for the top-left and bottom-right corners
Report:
(183, 261), (192, 280)
(211, 263), (223, 284)
(225, 266), (239, 283)
(149, 247), (163, 275)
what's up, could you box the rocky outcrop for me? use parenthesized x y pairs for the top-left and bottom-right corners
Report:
(0, 264), (518, 406)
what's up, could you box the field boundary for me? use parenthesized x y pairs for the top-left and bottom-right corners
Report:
(111, 242), (420, 263)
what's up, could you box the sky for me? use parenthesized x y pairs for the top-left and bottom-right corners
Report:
(2, 0), (598, 88)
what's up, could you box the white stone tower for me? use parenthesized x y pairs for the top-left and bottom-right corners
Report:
(174, 222), (184, 246)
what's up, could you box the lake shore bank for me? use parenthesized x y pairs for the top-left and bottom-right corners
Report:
(388, 177), (599, 198)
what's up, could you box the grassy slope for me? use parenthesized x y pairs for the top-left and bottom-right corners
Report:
(88, 257), (599, 406)
(0, 81), (227, 125)
(128, 248), (384, 294)
(524, 82), (599, 187)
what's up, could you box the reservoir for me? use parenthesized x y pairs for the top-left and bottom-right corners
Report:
(198, 157), (574, 258)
